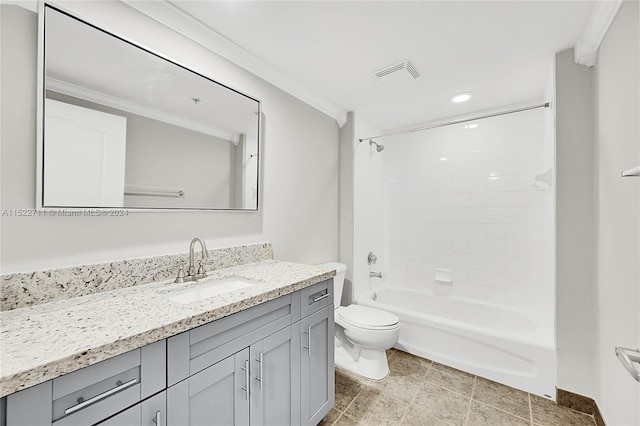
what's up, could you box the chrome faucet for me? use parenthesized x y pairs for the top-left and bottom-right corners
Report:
(369, 271), (383, 279)
(188, 237), (209, 278)
(175, 238), (209, 283)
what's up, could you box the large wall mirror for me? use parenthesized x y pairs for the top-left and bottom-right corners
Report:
(38, 4), (261, 211)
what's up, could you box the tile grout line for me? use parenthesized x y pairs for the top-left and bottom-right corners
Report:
(397, 366), (429, 426)
(330, 408), (345, 426)
(472, 398), (535, 423)
(528, 392), (534, 425)
(339, 386), (365, 422)
(464, 375), (477, 426)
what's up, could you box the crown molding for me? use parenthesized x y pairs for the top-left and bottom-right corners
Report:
(47, 77), (239, 144)
(574, 0), (623, 67)
(121, 0), (347, 127)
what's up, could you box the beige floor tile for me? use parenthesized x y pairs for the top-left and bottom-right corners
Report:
(333, 354), (601, 426)
(401, 406), (459, 426)
(335, 372), (365, 411)
(344, 387), (409, 425)
(319, 407), (343, 426)
(531, 395), (596, 426)
(334, 413), (361, 426)
(424, 363), (476, 397)
(369, 368), (421, 404)
(472, 377), (531, 419)
(409, 382), (471, 425)
(388, 350), (431, 377)
(336, 366), (372, 385)
(467, 401), (531, 426)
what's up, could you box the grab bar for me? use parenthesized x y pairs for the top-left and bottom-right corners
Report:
(615, 346), (640, 382)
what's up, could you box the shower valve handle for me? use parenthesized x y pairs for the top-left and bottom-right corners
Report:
(367, 252), (377, 265)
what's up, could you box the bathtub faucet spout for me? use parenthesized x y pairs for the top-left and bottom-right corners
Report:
(369, 271), (383, 279)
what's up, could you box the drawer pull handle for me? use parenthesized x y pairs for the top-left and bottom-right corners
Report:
(303, 326), (311, 355)
(255, 352), (263, 390)
(153, 410), (162, 425)
(241, 360), (249, 400)
(312, 293), (329, 303)
(64, 378), (138, 415)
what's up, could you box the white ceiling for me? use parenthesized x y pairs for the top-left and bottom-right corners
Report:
(167, 0), (596, 131)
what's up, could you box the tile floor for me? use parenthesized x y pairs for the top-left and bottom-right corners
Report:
(321, 349), (596, 426)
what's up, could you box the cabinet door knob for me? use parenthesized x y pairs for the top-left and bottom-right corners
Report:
(152, 410), (162, 425)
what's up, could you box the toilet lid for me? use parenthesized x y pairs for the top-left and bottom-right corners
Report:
(337, 305), (399, 330)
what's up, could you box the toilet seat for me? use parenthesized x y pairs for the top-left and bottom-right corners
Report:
(336, 305), (400, 330)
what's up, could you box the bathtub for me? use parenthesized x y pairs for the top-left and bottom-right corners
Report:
(358, 287), (556, 399)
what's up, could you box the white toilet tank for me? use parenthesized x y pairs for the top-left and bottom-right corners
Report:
(318, 262), (346, 307)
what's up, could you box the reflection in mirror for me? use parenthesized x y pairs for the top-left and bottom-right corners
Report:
(40, 5), (260, 210)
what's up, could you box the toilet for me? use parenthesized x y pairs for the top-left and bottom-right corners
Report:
(322, 262), (400, 381)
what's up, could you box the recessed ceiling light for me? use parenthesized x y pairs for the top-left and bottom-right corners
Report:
(464, 123), (479, 129)
(451, 92), (472, 103)
(439, 157), (448, 161)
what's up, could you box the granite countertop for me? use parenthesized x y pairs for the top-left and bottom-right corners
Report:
(0, 260), (335, 397)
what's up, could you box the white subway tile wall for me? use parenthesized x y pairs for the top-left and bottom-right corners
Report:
(359, 108), (555, 313)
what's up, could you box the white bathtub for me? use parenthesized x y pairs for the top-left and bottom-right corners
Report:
(358, 287), (557, 399)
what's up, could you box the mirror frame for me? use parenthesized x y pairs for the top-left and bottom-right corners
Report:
(36, 2), (262, 212)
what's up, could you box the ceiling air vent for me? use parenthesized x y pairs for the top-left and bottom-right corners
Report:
(374, 59), (420, 84)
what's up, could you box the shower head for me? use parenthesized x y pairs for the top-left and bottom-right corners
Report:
(369, 139), (384, 152)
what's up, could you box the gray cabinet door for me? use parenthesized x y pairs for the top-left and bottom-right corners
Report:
(300, 305), (335, 426)
(249, 325), (300, 426)
(167, 349), (250, 426)
(96, 391), (165, 426)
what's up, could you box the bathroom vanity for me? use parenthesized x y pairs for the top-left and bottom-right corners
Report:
(0, 260), (335, 426)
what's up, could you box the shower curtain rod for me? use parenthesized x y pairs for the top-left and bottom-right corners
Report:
(358, 102), (550, 143)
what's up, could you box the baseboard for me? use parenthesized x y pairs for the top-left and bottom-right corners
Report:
(557, 388), (606, 426)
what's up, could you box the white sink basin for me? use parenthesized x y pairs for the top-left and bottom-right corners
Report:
(166, 277), (258, 304)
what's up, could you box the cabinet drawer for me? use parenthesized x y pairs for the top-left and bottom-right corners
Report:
(300, 279), (333, 318)
(5, 340), (165, 426)
(95, 391), (166, 426)
(51, 340), (165, 426)
(168, 292), (301, 386)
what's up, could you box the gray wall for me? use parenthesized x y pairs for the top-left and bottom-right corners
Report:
(339, 112), (355, 288)
(554, 49), (597, 397)
(0, 4), (339, 273)
(47, 92), (237, 209)
(123, 114), (235, 209)
(593, 1), (639, 424)
(555, 2), (639, 423)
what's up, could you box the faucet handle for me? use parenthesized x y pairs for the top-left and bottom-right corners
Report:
(196, 261), (207, 278)
(174, 265), (186, 283)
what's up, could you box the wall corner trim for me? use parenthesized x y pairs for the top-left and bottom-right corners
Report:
(120, 0), (345, 125)
(574, 0), (623, 67)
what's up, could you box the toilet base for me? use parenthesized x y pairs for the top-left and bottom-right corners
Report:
(334, 341), (390, 381)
